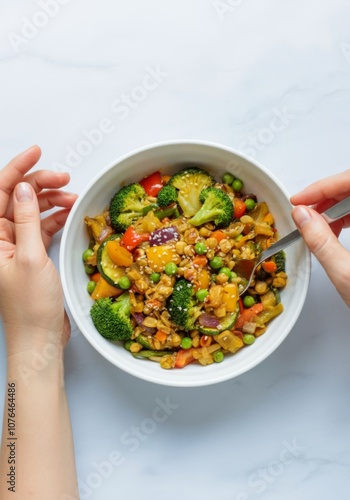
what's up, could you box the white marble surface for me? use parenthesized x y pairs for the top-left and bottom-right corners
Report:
(1, 1), (350, 498)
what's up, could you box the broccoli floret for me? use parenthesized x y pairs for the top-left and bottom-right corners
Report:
(167, 279), (201, 331)
(188, 187), (233, 228)
(110, 183), (150, 231)
(157, 185), (178, 207)
(168, 167), (215, 217)
(90, 293), (132, 341)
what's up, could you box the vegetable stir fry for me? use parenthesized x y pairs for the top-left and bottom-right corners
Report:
(83, 167), (288, 369)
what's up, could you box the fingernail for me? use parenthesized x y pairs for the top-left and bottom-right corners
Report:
(292, 206), (311, 228)
(15, 182), (33, 202)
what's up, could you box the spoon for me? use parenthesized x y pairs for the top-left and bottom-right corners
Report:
(235, 196), (350, 296)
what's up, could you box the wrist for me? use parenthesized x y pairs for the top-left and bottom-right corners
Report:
(4, 324), (65, 359)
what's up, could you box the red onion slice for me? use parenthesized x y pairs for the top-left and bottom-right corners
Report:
(149, 226), (180, 246)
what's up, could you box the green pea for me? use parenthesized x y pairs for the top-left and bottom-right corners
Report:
(244, 198), (256, 211)
(84, 264), (96, 275)
(213, 351), (224, 363)
(150, 272), (161, 283)
(194, 242), (207, 255)
(243, 334), (256, 345)
(164, 262), (178, 276)
(196, 289), (209, 302)
(223, 173), (234, 185)
(82, 248), (94, 261)
(232, 178), (244, 192)
(124, 340), (133, 351)
(87, 280), (97, 294)
(243, 295), (256, 307)
(209, 256), (223, 269)
(230, 271), (238, 279)
(181, 337), (193, 349)
(219, 267), (232, 279)
(118, 277), (131, 290)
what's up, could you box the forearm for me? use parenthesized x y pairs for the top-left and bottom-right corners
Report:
(0, 336), (79, 499)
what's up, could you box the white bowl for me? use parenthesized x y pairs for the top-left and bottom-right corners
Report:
(60, 140), (310, 387)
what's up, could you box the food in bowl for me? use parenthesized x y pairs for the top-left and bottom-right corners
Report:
(82, 166), (288, 370)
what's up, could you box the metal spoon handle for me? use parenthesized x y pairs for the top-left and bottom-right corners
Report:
(260, 195), (350, 263)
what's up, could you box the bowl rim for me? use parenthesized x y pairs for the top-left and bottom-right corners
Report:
(60, 139), (311, 387)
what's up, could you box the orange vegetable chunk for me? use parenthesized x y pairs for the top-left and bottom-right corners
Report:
(106, 240), (133, 267)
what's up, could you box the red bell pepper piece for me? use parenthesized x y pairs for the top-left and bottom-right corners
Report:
(139, 171), (163, 197)
(175, 348), (196, 368)
(120, 226), (150, 251)
(235, 303), (264, 330)
(234, 199), (247, 219)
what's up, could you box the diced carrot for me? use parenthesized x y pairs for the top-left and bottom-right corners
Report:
(211, 230), (226, 242)
(193, 255), (208, 267)
(200, 335), (212, 347)
(262, 261), (277, 274)
(146, 299), (162, 310)
(175, 348), (196, 368)
(106, 240), (133, 267)
(155, 330), (167, 342)
(235, 303), (264, 329)
(161, 175), (171, 185)
(91, 272), (101, 282)
(91, 277), (123, 300)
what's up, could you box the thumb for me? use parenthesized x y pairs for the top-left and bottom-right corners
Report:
(292, 205), (350, 304)
(13, 182), (45, 260)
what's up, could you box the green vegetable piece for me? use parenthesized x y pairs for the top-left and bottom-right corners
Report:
(142, 203), (158, 216)
(194, 242), (207, 255)
(213, 351), (224, 363)
(209, 256), (223, 269)
(96, 234), (124, 287)
(90, 293), (132, 341)
(196, 289), (209, 302)
(132, 350), (174, 359)
(168, 167), (215, 217)
(164, 262), (178, 276)
(222, 173), (234, 185)
(150, 272), (161, 283)
(124, 340), (133, 351)
(110, 183), (151, 231)
(243, 334), (255, 345)
(154, 205), (177, 219)
(272, 250), (286, 273)
(232, 178), (243, 192)
(188, 187), (233, 229)
(167, 279), (201, 331)
(181, 337), (193, 349)
(244, 198), (256, 211)
(243, 295), (256, 308)
(219, 267), (232, 279)
(87, 280), (97, 294)
(118, 276), (131, 290)
(198, 303), (240, 336)
(136, 335), (153, 349)
(157, 185), (178, 207)
(85, 264), (96, 275)
(82, 248), (94, 261)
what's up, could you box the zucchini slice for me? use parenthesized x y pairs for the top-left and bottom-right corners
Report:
(198, 303), (240, 336)
(97, 234), (125, 287)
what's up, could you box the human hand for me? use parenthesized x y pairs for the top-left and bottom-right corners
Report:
(290, 170), (350, 307)
(0, 146), (77, 355)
